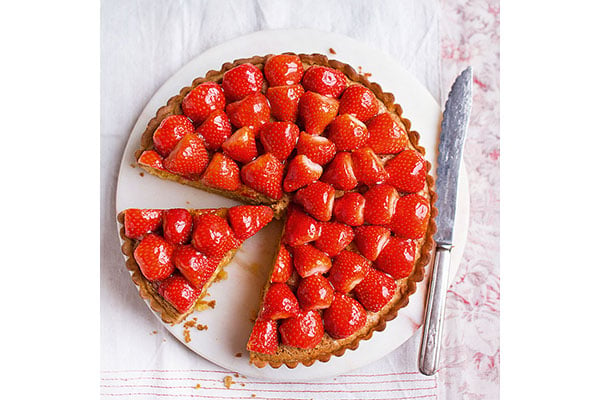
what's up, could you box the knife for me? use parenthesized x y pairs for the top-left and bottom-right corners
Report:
(418, 67), (473, 376)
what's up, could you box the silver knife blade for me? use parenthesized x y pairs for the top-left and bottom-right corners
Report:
(433, 67), (473, 247)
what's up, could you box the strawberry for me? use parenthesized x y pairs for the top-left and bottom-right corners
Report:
(353, 268), (397, 312)
(302, 65), (347, 98)
(292, 244), (332, 278)
(266, 84), (304, 122)
(389, 194), (430, 239)
(283, 155), (323, 192)
(326, 114), (370, 151)
(259, 121), (300, 161)
(123, 209), (163, 240)
(366, 113), (408, 154)
(332, 192), (365, 226)
(181, 82), (226, 124)
(191, 213), (239, 257)
(294, 181), (336, 222)
(222, 127), (258, 164)
(283, 205), (322, 246)
(296, 274), (334, 310)
(296, 132), (336, 165)
(363, 184), (400, 225)
(338, 85), (379, 122)
(351, 147), (389, 186)
(270, 245), (293, 283)
(353, 225), (391, 261)
(200, 152), (241, 191)
(314, 221), (354, 257)
(320, 152), (358, 191)
(297, 91), (339, 135)
(240, 153), (284, 200)
(327, 250), (370, 293)
(286, 269), (302, 291)
(162, 208), (193, 245)
(172, 244), (220, 289)
(227, 205), (274, 240)
(226, 92), (271, 132)
(247, 318), (279, 354)
(279, 309), (324, 349)
(264, 54), (304, 86)
(134, 233), (175, 281)
(163, 133), (209, 177)
(157, 273), (201, 314)
(374, 237), (416, 279)
(195, 110), (232, 151)
(259, 282), (300, 320)
(323, 293), (367, 339)
(385, 150), (427, 193)
(138, 150), (166, 171)
(152, 115), (195, 157)
(221, 63), (264, 102)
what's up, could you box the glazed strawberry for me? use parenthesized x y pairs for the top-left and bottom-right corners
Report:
(191, 214), (239, 257)
(297, 91), (339, 135)
(138, 150), (166, 171)
(200, 152), (241, 191)
(279, 309), (324, 349)
(314, 221), (354, 257)
(181, 82), (226, 124)
(266, 84), (304, 122)
(353, 225), (391, 261)
(302, 65), (347, 98)
(321, 152), (358, 191)
(157, 273), (201, 314)
(366, 113), (408, 154)
(283, 155), (322, 192)
(259, 121), (300, 161)
(163, 133), (209, 177)
(283, 205), (322, 246)
(389, 194), (430, 239)
(240, 153), (284, 200)
(296, 274), (334, 310)
(259, 282), (300, 320)
(162, 208), (193, 245)
(134, 233), (175, 281)
(294, 181), (336, 222)
(270, 245), (293, 283)
(374, 237), (416, 279)
(152, 115), (195, 157)
(327, 250), (370, 293)
(351, 147), (389, 186)
(264, 54), (304, 86)
(385, 150), (427, 193)
(247, 319), (279, 354)
(221, 63), (264, 101)
(173, 244), (220, 289)
(195, 110), (232, 151)
(222, 127), (258, 164)
(323, 293), (367, 339)
(123, 209), (163, 240)
(226, 92), (271, 132)
(353, 268), (397, 312)
(332, 192), (365, 226)
(327, 114), (370, 151)
(295, 132), (336, 165)
(292, 244), (332, 278)
(339, 85), (379, 122)
(363, 184), (400, 225)
(227, 205), (274, 240)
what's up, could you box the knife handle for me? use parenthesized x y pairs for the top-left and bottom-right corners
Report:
(419, 245), (452, 375)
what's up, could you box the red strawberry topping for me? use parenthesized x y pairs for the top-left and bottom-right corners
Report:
(296, 132), (336, 165)
(328, 250), (370, 293)
(351, 147), (389, 186)
(195, 110), (232, 151)
(266, 84), (304, 122)
(227, 205), (274, 240)
(138, 150), (166, 171)
(162, 208), (193, 245)
(172, 244), (220, 289)
(247, 318), (279, 354)
(321, 152), (358, 191)
(374, 237), (416, 279)
(270, 245), (293, 283)
(123, 209), (163, 240)
(338, 85), (379, 122)
(163, 133), (209, 177)
(259, 282), (300, 320)
(264, 54), (304, 86)
(389, 194), (430, 239)
(292, 244), (332, 278)
(297, 91), (339, 135)
(302, 65), (347, 98)
(181, 82), (226, 124)
(226, 92), (271, 132)
(283, 155), (322, 192)
(296, 274), (334, 310)
(259, 121), (300, 161)
(152, 115), (194, 157)
(283, 205), (322, 246)
(200, 152), (241, 191)
(293, 181), (336, 222)
(323, 293), (367, 339)
(279, 309), (324, 349)
(327, 114), (370, 151)
(332, 192), (366, 226)
(221, 63), (264, 102)
(191, 214), (239, 257)
(363, 184), (400, 225)
(353, 268), (397, 312)
(157, 273), (201, 314)
(240, 153), (285, 200)
(314, 221), (355, 257)
(366, 113), (408, 154)
(353, 225), (391, 261)
(385, 150), (427, 193)
(134, 233), (175, 281)
(222, 127), (258, 164)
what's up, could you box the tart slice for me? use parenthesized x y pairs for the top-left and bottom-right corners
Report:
(118, 206), (274, 324)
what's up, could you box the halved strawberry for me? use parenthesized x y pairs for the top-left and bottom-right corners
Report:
(338, 84), (379, 122)
(283, 205), (322, 246)
(240, 153), (284, 200)
(283, 155), (322, 192)
(259, 282), (300, 320)
(296, 274), (334, 310)
(353, 268), (397, 312)
(374, 237), (416, 279)
(332, 192), (366, 226)
(389, 194), (430, 239)
(302, 65), (347, 98)
(152, 115), (195, 157)
(163, 133), (209, 177)
(138, 150), (166, 171)
(221, 63), (264, 102)
(327, 250), (370, 293)
(123, 209), (163, 240)
(323, 293), (367, 339)
(321, 152), (357, 191)
(266, 84), (304, 122)
(294, 181), (336, 222)
(279, 309), (324, 349)
(247, 318), (279, 354)
(162, 208), (193, 245)
(172, 244), (220, 289)
(297, 91), (339, 135)
(181, 82), (226, 124)
(327, 114), (370, 151)
(259, 121), (300, 161)
(222, 127), (258, 164)
(134, 233), (175, 281)
(295, 132), (336, 165)
(227, 205), (274, 240)
(264, 54), (304, 86)
(314, 221), (355, 257)
(292, 244), (332, 278)
(157, 273), (201, 314)
(385, 150), (427, 193)
(366, 113), (408, 154)
(200, 152), (241, 191)
(270, 245), (293, 283)
(191, 214), (239, 257)
(351, 147), (389, 186)
(363, 184), (400, 225)
(226, 92), (271, 132)
(195, 110), (232, 151)
(353, 225), (391, 261)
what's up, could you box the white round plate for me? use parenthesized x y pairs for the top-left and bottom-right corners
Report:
(116, 28), (470, 381)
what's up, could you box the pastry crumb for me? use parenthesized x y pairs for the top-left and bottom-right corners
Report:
(186, 201), (190, 204)
(139, 172), (144, 177)
(183, 329), (191, 343)
(329, 47), (336, 54)
(234, 373), (240, 378)
(194, 383), (201, 389)
(251, 394), (256, 398)
(197, 324), (208, 331)
(241, 383), (246, 387)
(215, 270), (228, 282)
(235, 352), (242, 358)
(184, 320), (197, 328)
(130, 163), (136, 168)
(195, 299), (216, 312)
(223, 375), (234, 389)
(162, 338), (166, 342)
(150, 330), (157, 335)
